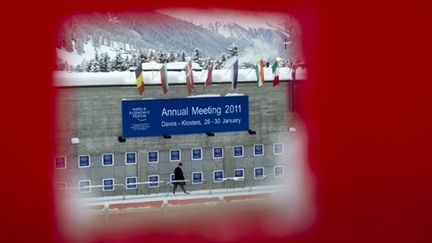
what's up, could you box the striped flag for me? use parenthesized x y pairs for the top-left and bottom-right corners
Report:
(231, 59), (239, 90)
(254, 58), (265, 87)
(134, 62), (144, 95)
(185, 60), (194, 94)
(254, 64), (260, 86)
(258, 58), (265, 87)
(160, 63), (168, 95)
(204, 62), (214, 89)
(271, 60), (280, 87)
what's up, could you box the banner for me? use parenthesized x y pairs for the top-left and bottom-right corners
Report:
(122, 96), (249, 137)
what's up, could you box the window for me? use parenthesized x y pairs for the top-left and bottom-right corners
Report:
(273, 143), (284, 155)
(274, 166), (285, 177)
(148, 175), (160, 188)
(254, 167), (265, 180)
(125, 152), (137, 165)
(233, 145), (244, 158)
(191, 148), (203, 160)
(102, 153), (114, 166)
(213, 170), (224, 183)
(192, 172), (203, 184)
(78, 155), (90, 168)
(213, 147), (224, 159)
(126, 177), (137, 189)
(234, 168), (245, 180)
(54, 157), (66, 169)
(253, 144), (264, 156)
(79, 180), (91, 193)
(170, 149), (181, 162)
(148, 151), (159, 163)
(169, 173), (175, 186)
(102, 178), (114, 191)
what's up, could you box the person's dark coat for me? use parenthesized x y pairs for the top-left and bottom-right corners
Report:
(174, 166), (185, 186)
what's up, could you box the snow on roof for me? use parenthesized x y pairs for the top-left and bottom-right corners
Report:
(141, 61), (202, 71)
(187, 94), (221, 98)
(225, 93), (245, 96)
(53, 67), (306, 87)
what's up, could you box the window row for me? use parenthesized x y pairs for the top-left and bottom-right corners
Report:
(55, 143), (285, 169)
(58, 166), (285, 193)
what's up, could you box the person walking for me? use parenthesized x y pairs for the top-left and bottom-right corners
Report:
(173, 162), (189, 194)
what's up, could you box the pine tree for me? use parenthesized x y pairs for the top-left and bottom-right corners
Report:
(227, 43), (239, 58)
(179, 51), (186, 62)
(111, 51), (124, 71)
(129, 52), (138, 67)
(138, 50), (148, 64)
(167, 51), (176, 63)
(157, 50), (168, 63)
(121, 56), (130, 71)
(215, 58), (223, 69)
(98, 52), (110, 72)
(192, 48), (202, 64)
(200, 57), (210, 69)
(148, 50), (156, 62)
(86, 52), (99, 72)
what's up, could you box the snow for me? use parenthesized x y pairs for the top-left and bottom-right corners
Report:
(187, 94), (221, 98)
(72, 184), (285, 205)
(225, 93), (245, 96)
(142, 62), (202, 71)
(57, 41), (134, 66)
(158, 8), (289, 33)
(53, 67), (306, 87)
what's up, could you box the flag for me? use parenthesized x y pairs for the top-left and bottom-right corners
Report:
(259, 58), (265, 86)
(231, 59), (239, 90)
(271, 60), (280, 86)
(254, 64), (260, 86)
(135, 62), (144, 95)
(160, 63), (168, 95)
(204, 62), (214, 89)
(255, 58), (265, 87)
(185, 60), (194, 94)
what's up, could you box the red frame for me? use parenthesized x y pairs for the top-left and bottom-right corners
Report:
(2, 0), (430, 242)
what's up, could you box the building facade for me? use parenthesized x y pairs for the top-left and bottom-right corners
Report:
(54, 79), (299, 198)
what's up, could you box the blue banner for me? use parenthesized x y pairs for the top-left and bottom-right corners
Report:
(122, 96), (249, 137)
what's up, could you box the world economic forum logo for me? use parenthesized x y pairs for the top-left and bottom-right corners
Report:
(129, 107), (150, 122)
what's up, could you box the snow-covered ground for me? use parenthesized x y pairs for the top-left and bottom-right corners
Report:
(53, 66), (306, 87)
(68, 185), (285, 207)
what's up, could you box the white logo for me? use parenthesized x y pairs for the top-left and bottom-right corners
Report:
(129, 107), (150, 122)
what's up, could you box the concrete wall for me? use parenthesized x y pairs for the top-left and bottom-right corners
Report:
(54, 81), (297, 197)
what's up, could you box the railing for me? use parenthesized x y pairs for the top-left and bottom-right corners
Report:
(54, 175), (283, 203)
(57, 175), (282, 203)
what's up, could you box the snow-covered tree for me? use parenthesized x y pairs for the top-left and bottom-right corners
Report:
(179, 51), (186, 62)
(111, 52), (124, 71)
(86, 52), (100, 72)
(148, 50), (156, 62)
(202, 58), (214, 69)
(157, 50), (168, 63)
(98, 52), (110, 72)
(227, 43), (239, 58)
(167, 51), (176, 63)
(192, 48), (202, 64)
(215, 58), (223, 69)
(138, 50), (148, 63)
(130, 52), (139, 67)
(121, 56), (131, 71)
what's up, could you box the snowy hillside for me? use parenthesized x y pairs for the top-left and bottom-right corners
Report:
(157, 9), (289, 33)
(56, 10), (303, 73)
